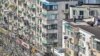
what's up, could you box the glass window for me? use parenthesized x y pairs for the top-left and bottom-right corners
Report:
(80, 34), (85, 41)
(45, 24), (57, 30)
(79, 39), (85, 51)
(89, 10), (95, 16)
(73, 10), (76, 15)
(67, 30), (70, 35)
(47, 33), (57, 39)
(47, 5), (58, 11)
(67, 41), (70, 48)
(79, 47), (85, 54)
(47, 14), (57, 20)
(51, 24), (57, 29)
(97, 42), (100, 51)
(79, 11), (84, 15)
(93, 40), (96, 49)
(65, 4), (68, 9)
(49, 5), (53, 10)
(70, 44), (74, 50)
(53, 5), (58, 10)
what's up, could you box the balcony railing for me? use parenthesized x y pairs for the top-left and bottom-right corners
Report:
(62, 9), (69, 14)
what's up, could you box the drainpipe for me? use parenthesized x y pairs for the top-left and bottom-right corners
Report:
(64, 36), (68, 56)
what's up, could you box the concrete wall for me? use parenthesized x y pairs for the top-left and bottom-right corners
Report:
(57, 1), (78, 48)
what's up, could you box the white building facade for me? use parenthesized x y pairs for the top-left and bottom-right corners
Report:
(69, 5), (100, 20)
(78, 28), (93, 56)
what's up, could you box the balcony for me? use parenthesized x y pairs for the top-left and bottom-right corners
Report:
(8, 4), (17, 11)
(29, 4), (36, 10)
(62, 9), (69, 14)
(0, 27), (8, 34)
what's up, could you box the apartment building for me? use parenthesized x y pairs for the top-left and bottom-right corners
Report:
(65, 6), (100, 56)
(43, 0), (78, 49)
(77, 23), (100, 56)
(0, 0), (47, 56)
(69, 4), (100, 20)
(79, 0), (100, 4)
(78, 26), (94, 56)
(64, 16), (100, 56)
(64, 3), (100, 56)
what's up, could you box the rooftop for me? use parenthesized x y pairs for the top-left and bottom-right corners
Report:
(65, 18), (100, 39)
(78, 25), (100, 39)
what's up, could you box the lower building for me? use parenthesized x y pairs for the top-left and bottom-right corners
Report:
(65, 16), (100, 56)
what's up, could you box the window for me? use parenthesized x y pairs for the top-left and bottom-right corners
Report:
(47, 33), (57, 39)
(47, 14), (57, 20)
(97, 42), (100, 51)
(67, 41), (70, 48)
(73, 10), (76, 15)
(42, 33), (46, 37)
(79, 46), (85, 54)
(53, 5), (58, 10)
(51, 24), (57, 29)
(67, 30), (70, 35)
(49, 5), (53, 10)
(79, 11), (84, 15)
(92, 39), (100, 52)
(80, 34), (85, 41)
(70, 44), (74, 50)
(45, 24), (57, 30)
(47, 5), (58, 11)
(93, 40), (96, 49)
(79, 11), (84, 19)
(79, 40), (84, 47)
(89, 10), (95, 16)
(65, 4), (68, 9)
